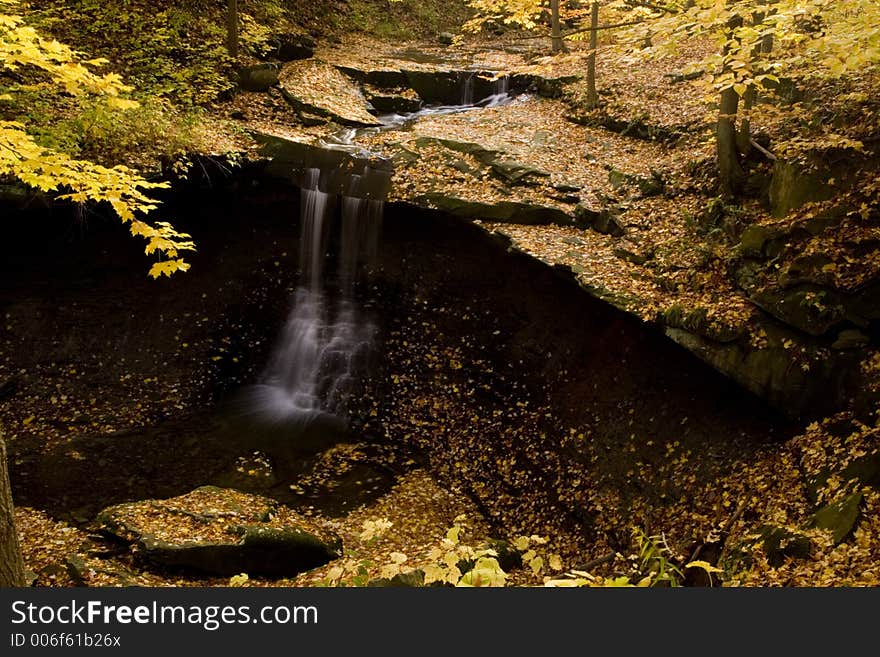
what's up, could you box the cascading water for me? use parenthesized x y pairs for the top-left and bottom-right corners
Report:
(242, 71), (508, 440)
(246, 166), (384, 429)
(346, 75), (516, 139)
(461, 72), (475, 106)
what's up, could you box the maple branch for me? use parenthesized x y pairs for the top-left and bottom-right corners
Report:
(625, 0), (675, 13)
(502, 19), (650, 41)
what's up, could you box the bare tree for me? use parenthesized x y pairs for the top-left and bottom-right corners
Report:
(227, 0), (239, 59)
(551, 0), (567, 53)
(585, 1), (599, 107)
(0, 433), (25, 587)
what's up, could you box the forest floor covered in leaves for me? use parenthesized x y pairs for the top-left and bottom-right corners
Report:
(3, 184), (879, 589)
(4, 9), (880, 587)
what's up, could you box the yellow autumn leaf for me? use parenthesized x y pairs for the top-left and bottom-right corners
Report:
(685, 560), (723, 574)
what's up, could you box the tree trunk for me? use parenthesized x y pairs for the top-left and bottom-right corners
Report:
(717, 85), (745, 198)
(227, 0), (239, 59)
(736, 85), (755, 157)
(551, 0), (566, 53)
(717, 11), (745, 198)
(738, 14), (775, 157)
(0, 433), (25, 587)
(585, 1), (599, 108)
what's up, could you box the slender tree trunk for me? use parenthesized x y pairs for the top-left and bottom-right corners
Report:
(227, 0), (239, 59)
(585, 1), (599, 107)
(0, 433), (25, 587)
(717, 11), (745, 198)
(736, 85), (756, 157)
(551, 0), (566, 53)
(718, 86), (745, 198)
(737, 7), (775, 157)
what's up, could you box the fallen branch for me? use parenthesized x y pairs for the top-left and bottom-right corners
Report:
(688, 498), (748, 565)
(572, 552), (616, 571)
(750, 138), (778, 161)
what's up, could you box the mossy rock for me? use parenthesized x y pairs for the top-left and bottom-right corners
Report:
(237, 64), (280, 92)
(749, 286), (846, 337)
(593, 210), (625, 237)
(574, 202), (601, 228)
(832, 329), (869, 351)
(96, 487), (342, 576)
(758, 525), (812, 567)
(65, 555), (141, 587)
(490, 160), (551, 186)
(738, 224), (787, 259)
(367, 569), (426, 587)
(663, 322), (845, 417)
(808, 493), (862, 545)
(769, 161), (835, 218)
(607, 168), (664, 198)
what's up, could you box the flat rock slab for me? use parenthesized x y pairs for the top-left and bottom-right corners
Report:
(418, 193), (572, 226)
(279, 60), (381, 127)
(96, 486), (341, 576)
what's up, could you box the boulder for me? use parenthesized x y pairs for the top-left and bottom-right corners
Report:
(832, 329), (870, 350)
(237, 63), (280, 92)
(438, 32), (455, 46)
(738, 224), (786, 258)
(664, 321), (850, 418)
(368, 570), (426, 587)
(769, 161), (835, 218)
(809, 493), (862, 544)
(96, 486), (341, 576)
(748, 286), (847, 337)
(273, 34), (316, 61)
(758, 525), (812, 567)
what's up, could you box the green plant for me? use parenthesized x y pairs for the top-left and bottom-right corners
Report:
(633, 528), (683, 587)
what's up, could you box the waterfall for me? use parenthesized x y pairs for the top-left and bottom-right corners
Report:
(246, 166), (383, 428)
(461, 72), (475, 106)
(480, 75), (511, 108)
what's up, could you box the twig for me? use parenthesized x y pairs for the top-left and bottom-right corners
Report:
(688, 499), (748, 564)
(750, 138), (778, 161)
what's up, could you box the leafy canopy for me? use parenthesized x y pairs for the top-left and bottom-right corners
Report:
(629, 0), (880, 96)
(0, 1), (192, 277)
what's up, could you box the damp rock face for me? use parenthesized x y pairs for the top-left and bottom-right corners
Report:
(96, 486), (341, 576)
